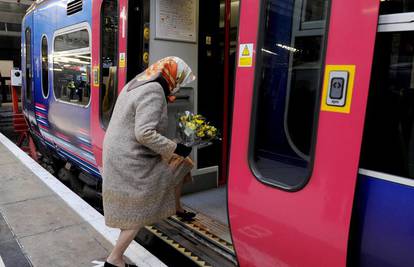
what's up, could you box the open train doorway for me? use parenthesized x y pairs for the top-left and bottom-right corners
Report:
(133, 0), (240, 265)
(178, 0), (239, 248)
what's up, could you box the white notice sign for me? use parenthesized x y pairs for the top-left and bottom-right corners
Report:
(155, 0), (197, 43)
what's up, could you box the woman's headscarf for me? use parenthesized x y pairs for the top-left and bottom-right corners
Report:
(127, 56), (195, 102)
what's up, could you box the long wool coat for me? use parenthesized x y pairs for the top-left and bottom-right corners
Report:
(102, 81), (178, 230)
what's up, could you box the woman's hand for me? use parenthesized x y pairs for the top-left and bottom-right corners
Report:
(174, 144), (192, 158)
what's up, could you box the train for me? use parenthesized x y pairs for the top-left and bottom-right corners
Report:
(21, 0), (414, 266)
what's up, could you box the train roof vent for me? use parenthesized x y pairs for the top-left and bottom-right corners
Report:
(67, 0), (83, 15)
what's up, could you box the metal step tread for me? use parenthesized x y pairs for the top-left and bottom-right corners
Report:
(146, 218), (237, 267)
(170, 207), (234, 254)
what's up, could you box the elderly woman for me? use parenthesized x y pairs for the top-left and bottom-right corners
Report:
(102, 57), (195, 267)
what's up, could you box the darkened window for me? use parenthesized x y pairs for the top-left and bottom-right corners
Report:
(380, 0), (414, 15)
(100, 0), (118, 128)
(361, 31), (414, 179)
(7, 23), (21, 32)
(54, 29), (89, 52)
(53, 28), (91, 106)
(303, 0), (326, 22)
(25, 27), (32, 101)
(41, 36), (49, 98)
(250, 0), (329, 190)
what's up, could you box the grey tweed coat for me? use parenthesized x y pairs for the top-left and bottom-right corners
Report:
(102, 81), (178, 230)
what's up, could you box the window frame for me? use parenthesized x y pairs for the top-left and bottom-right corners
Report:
(378, 13), (414, 32)
(99, 0), (119, 129)
(52, 22), (92, 108)
(247, 0), (332, 191)
(41, 34), (49, 99)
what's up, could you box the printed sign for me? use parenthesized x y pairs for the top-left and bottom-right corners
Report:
(119, 52), (126, 68)
(155, 0), (197, 43)
(321, 65), (356, 114)
(238, 43), (253, 67)
(93, 66), (99, 87)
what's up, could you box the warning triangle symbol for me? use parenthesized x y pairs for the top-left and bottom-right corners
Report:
(242, 45), (250, 56)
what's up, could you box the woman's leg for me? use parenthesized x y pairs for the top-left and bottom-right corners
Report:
(106, 228), (140, 266)
(175, 179), (184, 212)
(175, 175), (196, 221)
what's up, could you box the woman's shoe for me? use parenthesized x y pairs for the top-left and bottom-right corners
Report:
(176, 210), (196, 221)
(104, 262), (137, 267)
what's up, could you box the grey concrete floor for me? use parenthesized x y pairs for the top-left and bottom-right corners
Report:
(0, 143), (114, 267)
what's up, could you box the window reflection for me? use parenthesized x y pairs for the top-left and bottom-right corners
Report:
(53, 53), (91, 106)
(54, 29), (89, 52)
(53, 29), (91, 106)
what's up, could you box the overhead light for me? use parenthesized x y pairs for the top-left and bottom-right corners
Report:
(276, 43), (299, 53)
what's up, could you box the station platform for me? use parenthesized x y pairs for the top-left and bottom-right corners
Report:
(0, 133), (166, 267)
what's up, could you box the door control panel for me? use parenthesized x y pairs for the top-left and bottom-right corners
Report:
(326, 71), (349, 107)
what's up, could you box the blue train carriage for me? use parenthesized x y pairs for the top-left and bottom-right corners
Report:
(21, 0), (148, 197)
(21, 0), (101, 195)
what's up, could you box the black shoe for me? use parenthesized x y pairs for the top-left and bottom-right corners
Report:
(176, 210), (196, 221)
(104, 262), (137, 267)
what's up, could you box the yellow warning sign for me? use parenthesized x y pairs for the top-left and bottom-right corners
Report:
(242, 45), (250, 56)
(238, 43), (253, 67)
(119, 52), (126, 68)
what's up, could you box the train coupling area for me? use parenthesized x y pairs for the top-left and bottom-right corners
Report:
(0, 133), (165, 267)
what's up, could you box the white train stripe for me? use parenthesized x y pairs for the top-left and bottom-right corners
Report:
(359, 168), (414, 188)
(0, 256), (5, 267)
(0, 133), (166, 267)
(77, 135), (91, 144)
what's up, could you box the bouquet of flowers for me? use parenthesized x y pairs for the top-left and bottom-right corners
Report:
(177, 111), (220, 148)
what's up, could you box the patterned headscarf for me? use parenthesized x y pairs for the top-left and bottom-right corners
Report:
(128, 56), (195, 102)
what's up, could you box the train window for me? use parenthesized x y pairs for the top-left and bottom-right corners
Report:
(303, 0), (326, 22)
(25, 27), (32, 101)
(54, 29), (89, 52)
(360, 30), (414, 179)
(380, 0), (414, 15)
(41, 35), (49, 98)
(100, 0), (118, 128)
(250, 0), (329, 190)
(53, 28), (91, 106)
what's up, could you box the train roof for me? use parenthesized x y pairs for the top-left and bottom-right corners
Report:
(25, 0), (68, 15)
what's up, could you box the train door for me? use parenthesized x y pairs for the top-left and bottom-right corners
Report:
(227, 0), (379, 266)
(90, 0), (148, 167)
(350, 3), (414, 266)
(22, 13), (35, 127)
